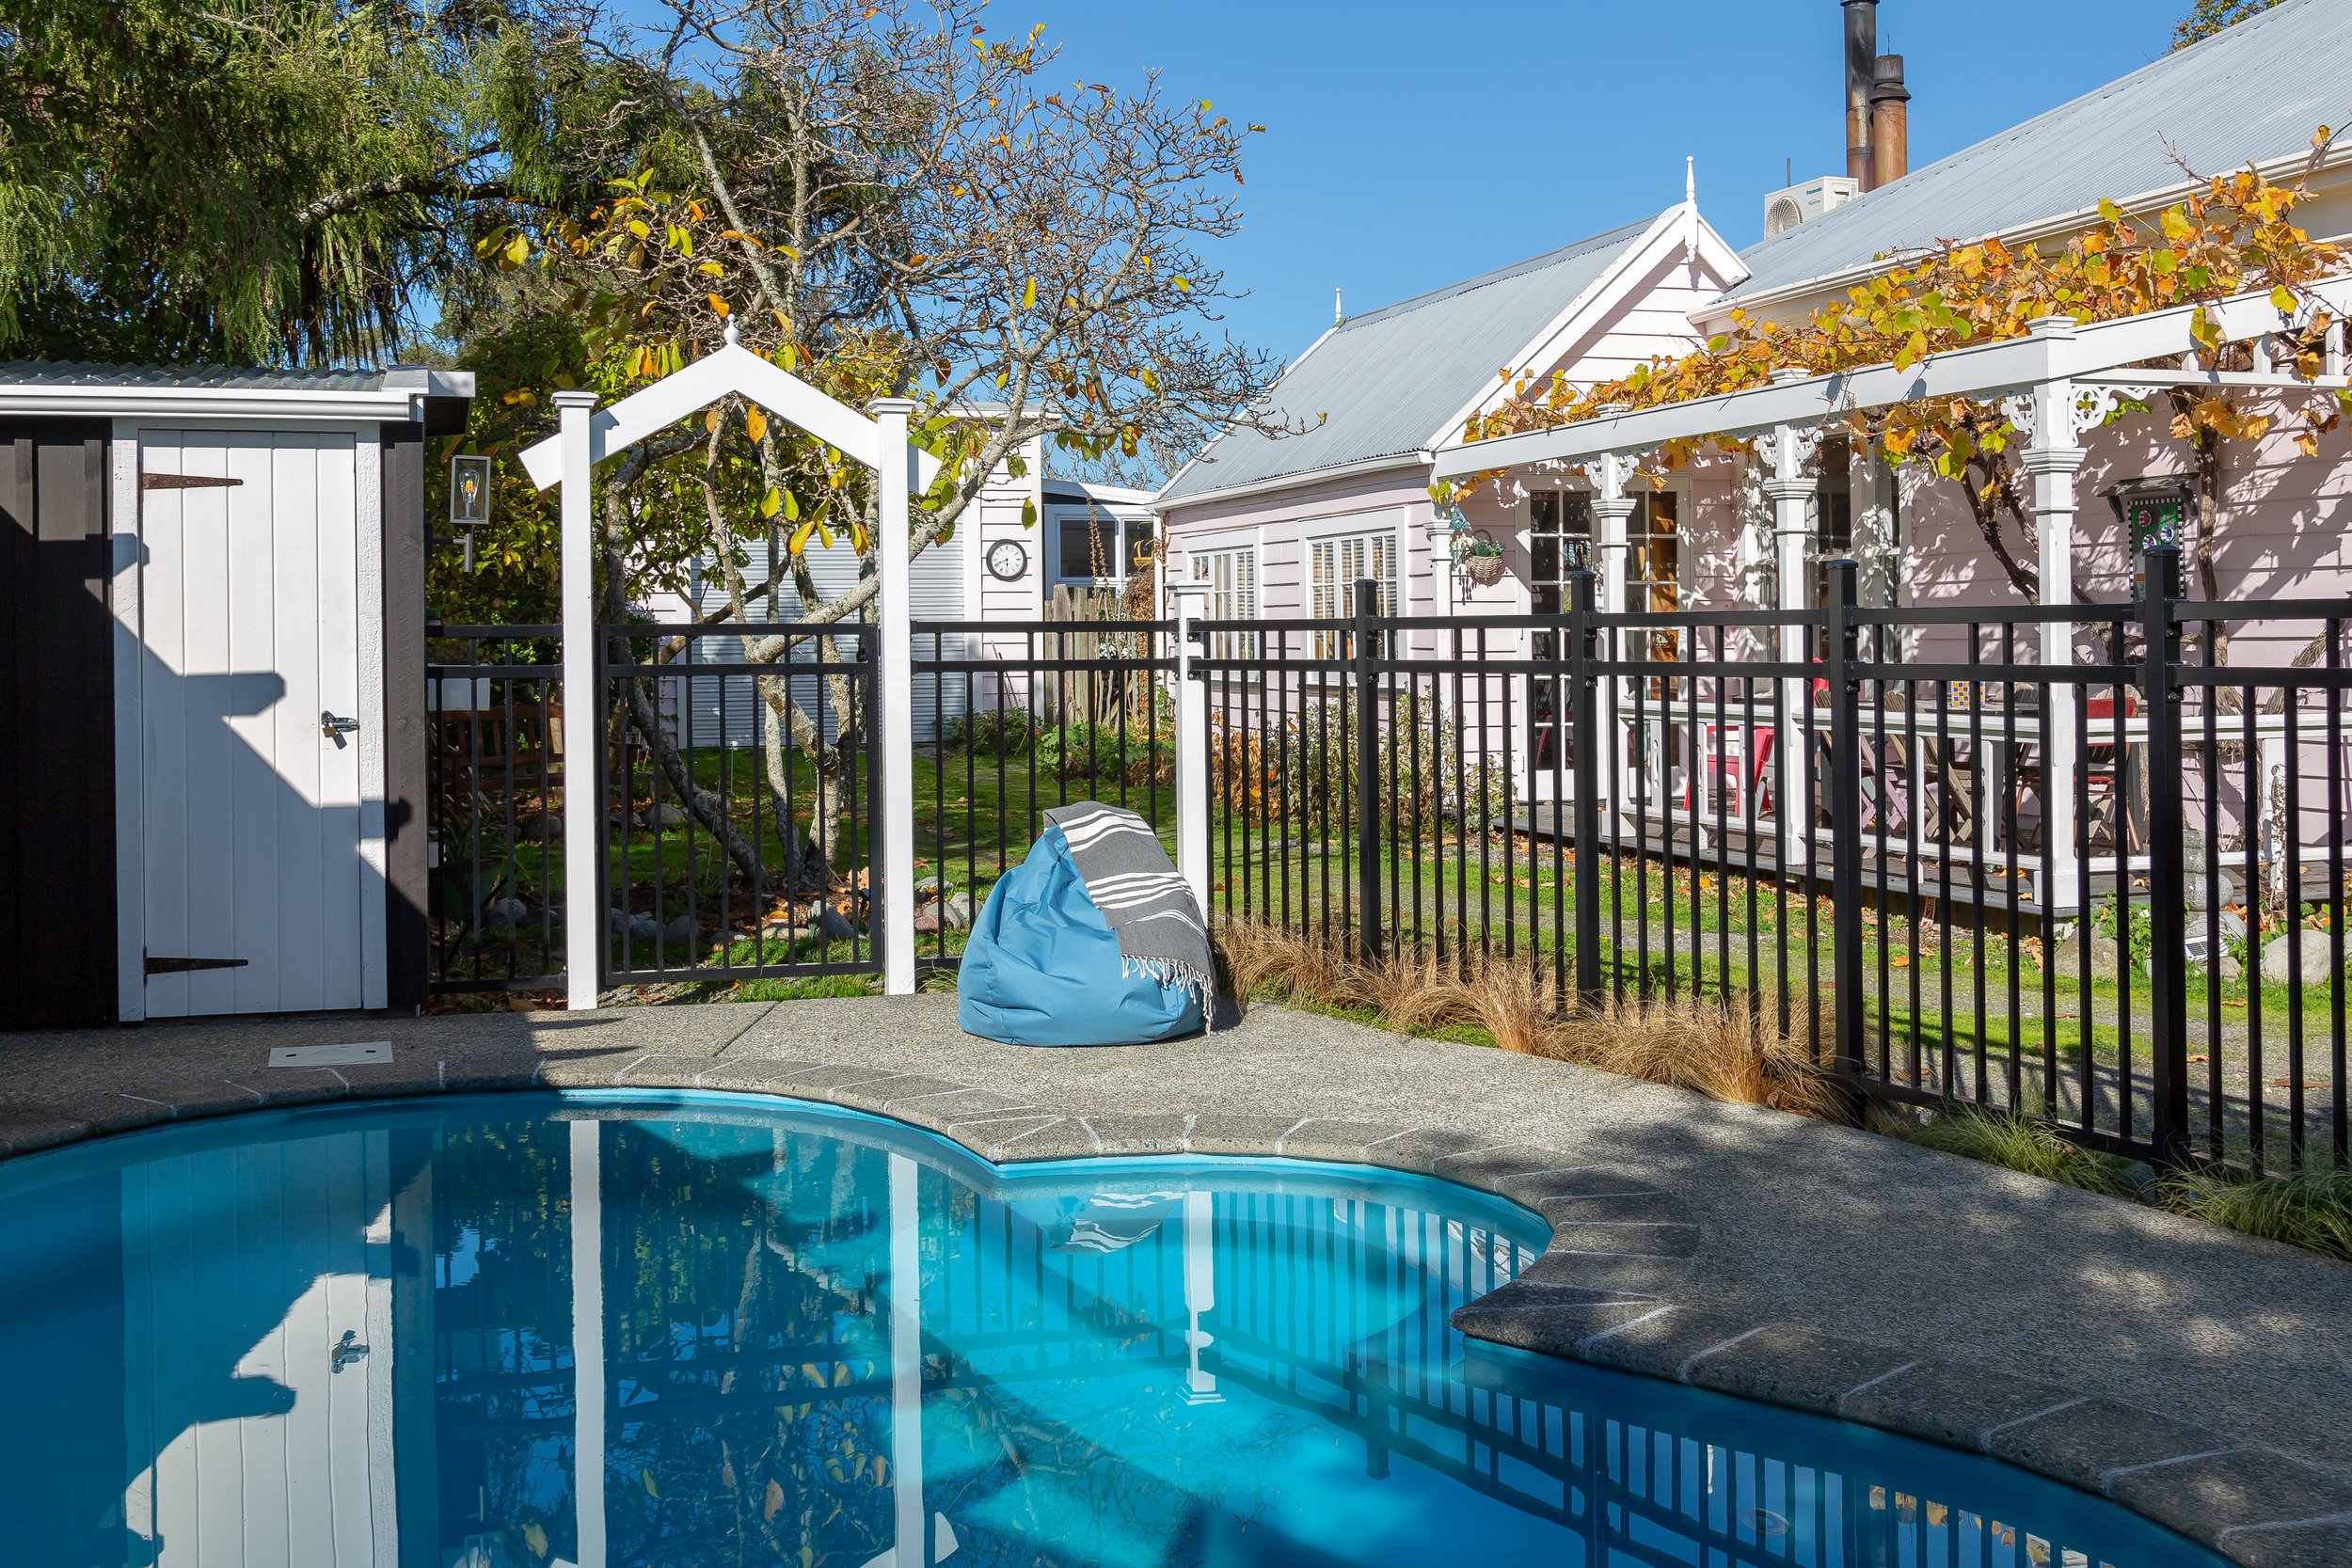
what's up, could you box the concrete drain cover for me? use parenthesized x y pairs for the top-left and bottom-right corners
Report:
(267, 1041), (392, 1069)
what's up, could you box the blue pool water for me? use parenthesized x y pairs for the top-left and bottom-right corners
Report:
(0, 1092), (2226, 1568)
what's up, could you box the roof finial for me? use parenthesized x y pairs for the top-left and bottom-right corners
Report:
(723, 316), (740, 348)
(1333, 286), (1343, 327)
(1682, 156), (1701, 265)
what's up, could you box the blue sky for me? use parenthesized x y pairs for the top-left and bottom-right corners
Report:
(1019, 2), (2194, 366)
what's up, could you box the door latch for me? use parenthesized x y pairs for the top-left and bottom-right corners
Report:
(322, 712), (361, 747)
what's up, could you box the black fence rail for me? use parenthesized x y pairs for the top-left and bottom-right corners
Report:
(1196, 547), (2350, 1176)
(909, 618), (1176, 971)
(426, 625), (566, 993)
(598, 620), (880, 987)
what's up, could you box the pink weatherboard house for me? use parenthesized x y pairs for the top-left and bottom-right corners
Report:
(1155, 0), (2352, 660)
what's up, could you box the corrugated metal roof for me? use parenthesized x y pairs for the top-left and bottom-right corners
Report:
(1157, 214), (1665, 505)
(1730, 0), (2349, 305)
(0, 360), (389, 391)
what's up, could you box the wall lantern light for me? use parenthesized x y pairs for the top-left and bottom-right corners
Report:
(449, 454), (492, 571)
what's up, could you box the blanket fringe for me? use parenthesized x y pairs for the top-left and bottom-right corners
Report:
(1120, 955), (1219, 1031)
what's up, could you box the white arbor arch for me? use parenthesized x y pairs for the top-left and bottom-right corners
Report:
(519, 325), (941, 1007)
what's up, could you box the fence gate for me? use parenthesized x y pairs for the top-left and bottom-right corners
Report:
(425, 621), (883, 997)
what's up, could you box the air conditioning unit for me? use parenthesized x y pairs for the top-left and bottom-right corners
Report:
(1763, 176), (1862, 239)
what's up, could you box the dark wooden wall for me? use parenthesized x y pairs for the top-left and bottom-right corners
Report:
(0, 420), (118, 1029)
(382, 424), (428, 1011)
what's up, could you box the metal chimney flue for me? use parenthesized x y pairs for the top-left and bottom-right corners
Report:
(1870, 54), (1910, 189)
(1843, 0), (1878, 188)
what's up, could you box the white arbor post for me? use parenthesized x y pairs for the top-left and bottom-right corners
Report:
(555, 390), (603, 1011)
(568, 1117), (606, 1568)
(872, 398), (918, 995)
(886, 1152), (926, 1563)
(2025, 318), (2086, 911)
(1177, 1189), (1221, 1404)
(1168, 565), (1213, 920)
(1763, 411), (1818, 870)
(1589, 451), (1636, 830)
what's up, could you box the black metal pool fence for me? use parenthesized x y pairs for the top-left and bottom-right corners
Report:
(426, 544), (2347, 1177)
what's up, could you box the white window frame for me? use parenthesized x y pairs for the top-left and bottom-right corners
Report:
(1300, 508), (1405, 659)
(1186, 531), (1260, 658)
(1621, 474), (1692, 616)
(1048, 503), (1152, 589)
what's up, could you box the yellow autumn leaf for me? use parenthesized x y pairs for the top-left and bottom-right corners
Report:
(522, 1522), (548, 1559)
(787, 516), (816, 555)
(759, 485), (782, 519)
(764, 1479), (785, 1522)
(502, 233), (530, 266)
(707, 293), (730, 318)
(1022, 277), (1037, 309)
(745, 405), (769, 443)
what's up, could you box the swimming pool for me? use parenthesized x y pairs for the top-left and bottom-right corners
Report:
(0, 1091), (2227, 1568)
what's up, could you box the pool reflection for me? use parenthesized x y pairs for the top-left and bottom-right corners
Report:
(0, 1096), (2221, 1568)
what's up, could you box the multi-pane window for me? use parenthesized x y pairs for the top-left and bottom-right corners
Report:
(1057, 511), (1155, 586)
(1811, 436), (1852, 607)
(1309, 530), (1398, 657)
(1529, 491), (1596, 770)
(1627, 486), (1682, 666)
(1195, 544), (1258, 657)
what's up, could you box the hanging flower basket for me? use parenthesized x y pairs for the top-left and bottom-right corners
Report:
(1459, 540), (1506, 586)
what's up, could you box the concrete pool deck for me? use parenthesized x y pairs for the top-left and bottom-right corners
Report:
(1, 994), (2346, 1566)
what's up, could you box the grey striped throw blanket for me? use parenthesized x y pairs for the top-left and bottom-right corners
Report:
(1043, 801), (1216, 1012)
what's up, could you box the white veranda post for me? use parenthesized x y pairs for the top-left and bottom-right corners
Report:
(1764, 413), (1817, 871)
(1589, 451), (1635, 828)
(2025, 317), (2085, 910)
(522, 335), (940, 1010)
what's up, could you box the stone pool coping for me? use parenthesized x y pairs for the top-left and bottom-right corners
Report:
(2, 995), (2347, 1566)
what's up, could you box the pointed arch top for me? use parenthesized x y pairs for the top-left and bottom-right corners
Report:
(516, 337), (944, 492)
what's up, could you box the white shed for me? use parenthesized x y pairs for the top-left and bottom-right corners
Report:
(0, 363), (473, 1026)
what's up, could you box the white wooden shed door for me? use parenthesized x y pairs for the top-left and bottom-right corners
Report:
(133, 430), (386, 1018)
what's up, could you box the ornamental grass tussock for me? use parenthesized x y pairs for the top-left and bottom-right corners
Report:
(1888, 1104), (2352, 1260)
(1211, 921), (1837, 1118)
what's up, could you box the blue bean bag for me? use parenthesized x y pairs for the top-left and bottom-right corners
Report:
(956, 824), (1204, 1046)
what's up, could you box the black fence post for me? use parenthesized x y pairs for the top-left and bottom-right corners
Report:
(2141, 541), (2191, 1165)
(1354, 577), (1384, 966)
(1823, 560), (1867, 1119)
(1568, 569), (1603, 1006)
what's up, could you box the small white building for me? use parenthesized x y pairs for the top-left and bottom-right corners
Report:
(0, 361), (474, 1027)
(656, 440), (1154, 746)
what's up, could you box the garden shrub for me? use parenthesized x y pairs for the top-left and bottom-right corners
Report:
(946, 706), (1038, 757)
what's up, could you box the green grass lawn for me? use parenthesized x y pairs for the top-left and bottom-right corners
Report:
(433, 739), (2352, 1087)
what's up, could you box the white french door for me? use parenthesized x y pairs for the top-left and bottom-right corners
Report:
(126, 428), (386, 1019)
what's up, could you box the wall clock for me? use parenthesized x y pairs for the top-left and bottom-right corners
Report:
(985, 539), (1028, 581)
